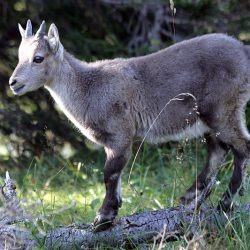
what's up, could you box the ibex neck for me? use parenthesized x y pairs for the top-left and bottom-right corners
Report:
(46, 50), (90, 95)
(56, 51), (89, 86)
(45, 50), (92, 119)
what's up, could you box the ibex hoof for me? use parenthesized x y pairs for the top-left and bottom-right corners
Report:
(179, 191), (198, 205)
(93, 212), (115, 232)
(217, 200), (236, 212)
(179, 196), (192, 205)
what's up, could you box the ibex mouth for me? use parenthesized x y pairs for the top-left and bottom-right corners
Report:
(12, 84), (25, 95)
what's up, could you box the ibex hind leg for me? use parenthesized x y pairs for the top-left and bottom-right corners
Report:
(216, 113), (250, 211)
(218, 134), (250, 210)
(180, 133), (229, 206)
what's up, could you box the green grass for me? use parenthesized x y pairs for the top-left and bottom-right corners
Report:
(1, 139), (249, 249)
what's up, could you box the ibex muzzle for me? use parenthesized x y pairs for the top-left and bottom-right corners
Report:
(10, 20), (250, 231)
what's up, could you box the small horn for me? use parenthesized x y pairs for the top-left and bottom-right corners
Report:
(18, 23), (25, 38)
(6, 171), (10, 180)
(35, 20), (46, 38)
(25, 19), (32, 38)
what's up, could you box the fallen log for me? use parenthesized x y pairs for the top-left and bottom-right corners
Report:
(0, 172), (249, 249)
(45, 204), (250, 249)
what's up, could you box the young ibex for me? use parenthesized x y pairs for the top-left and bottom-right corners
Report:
(10, 20), (250, 231)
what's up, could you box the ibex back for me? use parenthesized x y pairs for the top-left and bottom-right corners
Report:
(9, 20), (250, 231)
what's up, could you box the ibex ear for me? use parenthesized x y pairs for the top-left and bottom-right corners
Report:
(48, 23), (60, 53)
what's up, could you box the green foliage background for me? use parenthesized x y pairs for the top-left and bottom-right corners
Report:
(0, 1), (250, 249)
(1, 0), (250, 167)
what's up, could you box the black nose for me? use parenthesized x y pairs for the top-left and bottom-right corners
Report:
(9, 78), (17, 86)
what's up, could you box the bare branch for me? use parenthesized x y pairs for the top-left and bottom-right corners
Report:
(1, 172), (249, 249)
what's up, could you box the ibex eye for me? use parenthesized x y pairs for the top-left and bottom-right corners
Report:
(33, 56), (44, 63)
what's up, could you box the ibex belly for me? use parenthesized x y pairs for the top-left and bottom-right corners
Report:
(145, 119), (210, 144)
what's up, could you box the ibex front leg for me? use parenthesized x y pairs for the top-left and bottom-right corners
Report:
(93, 144), (131, 231)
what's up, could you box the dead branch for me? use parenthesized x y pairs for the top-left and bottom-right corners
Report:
(0, 172), (249, 249)
(45, 204), (250, 249)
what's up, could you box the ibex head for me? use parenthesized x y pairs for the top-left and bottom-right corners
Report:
(9, 20), (63, 95)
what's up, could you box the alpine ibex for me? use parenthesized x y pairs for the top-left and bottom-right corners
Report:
(9, 20), (250, 231)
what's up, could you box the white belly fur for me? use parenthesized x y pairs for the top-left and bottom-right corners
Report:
(148, 119), (210, 144)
